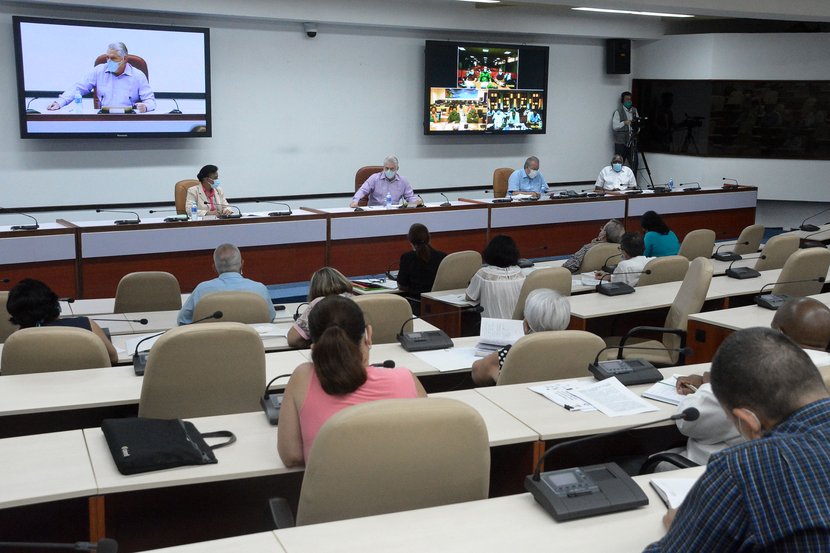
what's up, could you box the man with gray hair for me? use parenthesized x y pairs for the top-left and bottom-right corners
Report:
(507, 156), (547, 198)
(350, 155), (422, 207)
(177, 243), (276, 324)
(562, 219), (625, 274)
(48, 41), (156, 113)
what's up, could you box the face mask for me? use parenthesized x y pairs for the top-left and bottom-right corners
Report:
(623, 100), (633, 109)
(612, 163), (622, 173)
(106, 59), (120, 73)
(527, 169), (539, 179)
(211, 179), (221, 189)
(384, 169), (396, 180)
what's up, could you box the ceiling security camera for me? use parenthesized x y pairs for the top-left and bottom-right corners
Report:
(303, 23), (317, 38)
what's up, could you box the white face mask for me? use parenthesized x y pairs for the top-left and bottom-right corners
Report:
(384, 169), (396, 180)
(527, 169), (539, 179)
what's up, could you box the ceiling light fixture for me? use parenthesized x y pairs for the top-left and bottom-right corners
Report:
(456, 0), (501, 4)
(572, 7), (693, 18)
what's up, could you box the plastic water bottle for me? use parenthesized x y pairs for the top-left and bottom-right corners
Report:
(667, 177), (675, 191)
(385, 191), (392, 210)
(189, 201), (198, 221)
(73, 92), (83, 114)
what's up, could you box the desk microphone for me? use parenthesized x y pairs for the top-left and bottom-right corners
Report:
(679, 181), (701, 192)
(722, 177), (739, 189)
(800, 227), (830, 249)
(206, 201), (243, 219)
(370, 360), (396, 368)
(596, 269), (651, 296)
(60, 296), (75, 315)
(255, 200), (293, 216)
(525, 408), (699, 522)
(148, 208), (188, 222)
(93, 317), (148, 325)
(0, 206), (40, 231)
(416, 194), (427, 207)
(725, 254), (765, 279)
(517, 245), (550, 269)
(439, 193), (452, 207)
(25, 97), (40, 114)
(132, 311), (223, 375)
(95, 209), (140, 225)
(261, 373), (292, 425)
(396, 305), (483, 352)
(712, 240), (750, 262)
(293, 302), (309, 321)
(385, 261), (399, 281)
(754, 277), (825, 310)
(601, 251), (623, 273)
(588, 342), (692, 385)
(798, 207), (830, 232)
(0, 538), (118, 552)
(169, 98), (183, 114)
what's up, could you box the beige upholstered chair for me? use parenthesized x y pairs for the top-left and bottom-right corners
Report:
(193, 291), (274, 324)
(138, 322), (265, 419)
(772, 247), (830, 297)
(678, 229), (716, 261)
(354, 166), (383, 207)
(580, 242), (621, 273)
(431, 250), (482, 292)
(113, 271), (182, 313)
(732, 224), (765, 255)
(754, 234), (800, 271)
(0, 292), (16, 344)
(492, 167), (513, 198)
(352, 294), (413, 344)
(293, 398), (490, 526)
(512, 268), (572, 320)
(637, 256), (689, 287)
(1, 327), (111, 375)
(497, 330), (605, 385)
(603, 257), (714, 366)
(175, 179), (199, 214)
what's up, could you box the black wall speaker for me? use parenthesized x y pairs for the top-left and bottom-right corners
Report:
(606, 39), (631, 74)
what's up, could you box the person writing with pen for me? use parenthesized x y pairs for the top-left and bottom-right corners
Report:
(186, 164), (234, 218)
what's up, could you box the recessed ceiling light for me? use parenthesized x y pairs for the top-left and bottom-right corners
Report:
(573, 7), (693, 18)
(457, 0), (501, 3)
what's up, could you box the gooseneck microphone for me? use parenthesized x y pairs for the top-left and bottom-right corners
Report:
(679, 181), (701, 190)
(396, 305), (483, 352)
(94, 317), (148, 325)
(169, 98), (183, 114)
(148, 209), (188, 223)
(1, 206), (40, 231)
(25, 97), (40, 114)
(722, 177), (739, 188)
(261, 373), (292, 425)
(754, 277), (826, 310)
(205, 201), (242, 219)
(798, 206), (830, 232)
(0, 538), (118, 552)
(596, 269), (652, 296)
(439, 193), (452, 207)
(255, 200), (292, 217)
(370, 360), (396, 368)
(601, 252), (623, 273)
(712, 240), (750, 262)
(293, 302), (309, 322)
(725, 253), (765, 279)
(95, 209), (140, 225)
(132, 311), (223, 375)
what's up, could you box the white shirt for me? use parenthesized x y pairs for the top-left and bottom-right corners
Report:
(465, 265), (525, 319)
(611, 255), (651, 286)
(595, 165), (636, 190)
(676, 383), (744, 465)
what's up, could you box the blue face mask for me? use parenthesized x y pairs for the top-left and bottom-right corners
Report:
(612, 163), (623, 173)
(211, 179), (221, 189)
(106, 59), (121, 73)
(384, 169), (396, 180)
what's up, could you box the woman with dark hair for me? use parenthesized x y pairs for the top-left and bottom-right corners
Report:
(185, 164), (233, 218)
(6, 279), (118, 364)
(277, 295), (426, 467)
(640, 210), (680, 257)
(287, 267), (354, 349)
(465, 234), (525, 318)
(396, 223), (447, 301)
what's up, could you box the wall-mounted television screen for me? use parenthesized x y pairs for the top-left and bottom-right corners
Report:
(13, 16), (211, 139)
(424, 41), (549, 135)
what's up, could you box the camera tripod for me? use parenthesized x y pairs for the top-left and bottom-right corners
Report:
(622, 129), (655, 189)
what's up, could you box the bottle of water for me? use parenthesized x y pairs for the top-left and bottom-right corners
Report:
(73, 92), (83, 114)
(189, 201), (198, 221)
(385, 191), (392, 210)
(667, 177), (675, 191)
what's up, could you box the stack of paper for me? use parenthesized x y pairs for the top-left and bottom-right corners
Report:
(569, 378), (660, 417)
(580, 272), (602, 286)
(642, 376), (686, 406)
(650, 478), (699, 509)
(529, 380), (597, 412)
(474, 318), (525, 357)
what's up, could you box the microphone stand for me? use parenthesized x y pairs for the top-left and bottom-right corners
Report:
(95, 209), (140, 225)
(712, 240), (750, 262)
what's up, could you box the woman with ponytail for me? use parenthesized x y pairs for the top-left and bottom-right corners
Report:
(396, 223), (446, 304)
(277, 295), (426, 466)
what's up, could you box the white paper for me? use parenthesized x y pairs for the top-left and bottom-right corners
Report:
(650, 478), (698, 509)
(642, 376), (685, 406)
(251, 323), (289, 338)
(412, 347), (478, 373)
(580, 272), (602, 286)
(434, 293), (472, 306)
(570, 377), (660, 417)
(124, 332), (163, 354)
(529, 380), (597, 412)
(478, 318), (525, 348)
(805, 348), (830, 368)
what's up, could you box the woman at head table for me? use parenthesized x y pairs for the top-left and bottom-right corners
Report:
(287, 267), (355, 349)
(186, 164), (233, 217)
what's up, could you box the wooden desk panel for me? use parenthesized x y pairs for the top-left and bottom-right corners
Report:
(0, 227), (78, 297)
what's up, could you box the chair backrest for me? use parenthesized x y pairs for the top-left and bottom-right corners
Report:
(138, 322), (265, 419)
(492, 167), (513, 198)
(193, 291), (274, 324)
(0, 292), (16, 344)
(352, 295), (413, 344)
(773, 247), (830, 297)
(733, 224), (765, 255)
(678, 229), (716, 261)
(431, 250), (482, 292)
(637, 256), (689, 287)
(296, 398), (490, 526)
(92, 54), (149, 109)
(663, 257), (714, 363)
(497, 330), (606, 385)
(579, 242), (621, 273)
(113, 271), (182, 313)
(175, 179), (199, 214)
(1, 327), (111, 375)
(354, 166), (383, 207)
(512, 267), (572, 320)
(754, 234), (800, 271)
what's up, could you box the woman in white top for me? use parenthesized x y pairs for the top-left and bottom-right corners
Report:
(595, 232), (651, 287)
(465, 234), (525, 319)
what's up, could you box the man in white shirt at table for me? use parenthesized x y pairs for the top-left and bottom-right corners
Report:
(596, 232), (651, 286)
(595, 154), (636, 192)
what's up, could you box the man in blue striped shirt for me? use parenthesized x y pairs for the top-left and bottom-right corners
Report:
(645, 327), (830, 552)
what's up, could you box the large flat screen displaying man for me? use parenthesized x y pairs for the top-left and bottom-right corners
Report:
(13, 16), (211, 138)
(424, 41), (549, 135)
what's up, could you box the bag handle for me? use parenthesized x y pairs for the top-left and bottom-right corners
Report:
(200, 430), (237, 450)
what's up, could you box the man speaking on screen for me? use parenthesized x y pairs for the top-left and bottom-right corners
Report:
(48, 42), (156, 113)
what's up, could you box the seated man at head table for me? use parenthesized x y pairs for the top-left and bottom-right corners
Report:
(645, 327), (830, 552)
(562, 218), (625, 274)
(177, 243), (276, 325)
(594, 154), (636, 192)
(349, 155), (422, 208)
(47, 41), (156, 113)
(507, 155), (547, 199)
(594, 232), (651, 287)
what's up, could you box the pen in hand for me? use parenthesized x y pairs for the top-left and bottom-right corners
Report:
(680, 381), (698, 393)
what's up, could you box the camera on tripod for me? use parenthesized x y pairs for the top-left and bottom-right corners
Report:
(681, 115), (704, 129)
(630, 115), (648, 131)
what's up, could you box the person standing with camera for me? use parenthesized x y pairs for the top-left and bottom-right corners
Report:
(611, 91), (640, 175)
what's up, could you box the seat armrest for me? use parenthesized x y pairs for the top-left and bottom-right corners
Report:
(639, 452), (700, 474)
(617, 326), (687, 362)
(269, 497), (296, 529)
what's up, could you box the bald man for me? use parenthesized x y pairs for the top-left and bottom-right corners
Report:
(771, 296), (830, 351)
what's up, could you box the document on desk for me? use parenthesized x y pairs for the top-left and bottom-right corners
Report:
(412, 347), (478, 372)
(650, 478), (699, 509)
(433, 293), (472, 306)
(570, 377), (659, 417)
(529, 380), (597, 412)
(805, 348), (830, 368)
(251, 324), (289, 338)
(475, 318), (525, 356)
(580, 272), (602, 286)
(642, 375), (685, 406)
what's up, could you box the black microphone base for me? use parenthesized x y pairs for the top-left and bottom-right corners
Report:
(218, 213), (242, 219)
(651, 186), (668, 193)
(440, 202), (452, 207)
(491, 197), (513, 203)
(268, 211), (291, 217)
(398, 330), (453, 352)
(525, 463), (648, 522)
(25, 108), (41, 114)
(113, 219), (140, 225)
(800, 224), (821, 232)
(10, 224), (39, 231)
(589, 359), (663, 385)
(164, 215), (188, 223)
(169, 109), (183, 114)
(517, 258), (534, 268)
(133, 352), (149, 376)
(754, 293), (790, 310)
(725, 267), (760, 279)
(261, 393), (283, 426)
(596, 282), (635, 296)
(713, 252), (741, 262)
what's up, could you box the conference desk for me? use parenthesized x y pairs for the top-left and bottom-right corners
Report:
(781, 222), (830, 245)
(0, 222), (77, 297)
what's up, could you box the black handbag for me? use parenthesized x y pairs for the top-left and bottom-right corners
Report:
(101, 417), (236, 475)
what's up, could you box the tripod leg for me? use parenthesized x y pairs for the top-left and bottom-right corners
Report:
(638, 149), (655, 189)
